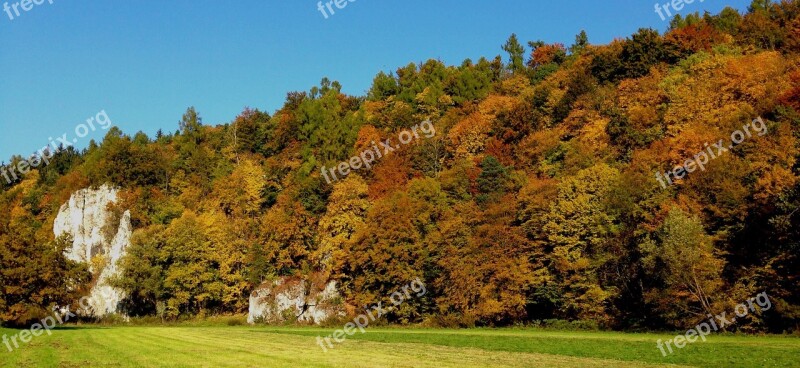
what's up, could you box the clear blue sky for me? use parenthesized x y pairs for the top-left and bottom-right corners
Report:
(0, 0), (752, 160)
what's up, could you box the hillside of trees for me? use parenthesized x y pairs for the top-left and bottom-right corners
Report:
(1, 1), (798, 332)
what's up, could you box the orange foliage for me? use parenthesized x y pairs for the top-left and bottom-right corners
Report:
(529, 43), (566, 68)
(778, 68), (800, 111)
(665, 23), (729, 55)
(447, 112), (492, 159)
(368, 153), (412, 199)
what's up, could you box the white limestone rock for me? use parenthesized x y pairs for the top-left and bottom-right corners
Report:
(248, 276), (345, 324)
(53, 184), (132, 317)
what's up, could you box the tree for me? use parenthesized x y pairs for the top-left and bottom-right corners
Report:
(529, 43), (567, 69)
(444, 60), (492, 105)
(198, 211), (250, 312)
(668, 12), (703, 31)
(621, 28), (666, 79)
(748, 0), (773, 13)
(212, 157), (265, 218)
(435, 199), (532, 324)
(296, 81), (362, 164)
(570, 30), (590, 54)
(448, 112), (492, 160)
(665, 23), (727, 60)
(0, 176), (90, 326)
(257, 190), (317, 277)
(589, 40), (625, 83)
(542, 164), (620, 322)
(179, 107), (203, 145)
(502, 34), (526, 73)
(0, 234), (91, 326)
(339, 179), (448, 323)
(639, 209), (725, 327)
(111, 225), (167, 316)
(708, 7), (742, 34)
(315, 175), (370, 271)
(114, 212), (222, 318)
(739, 3), (784, 50)
(476, 155), (508, 201)
(368, 71), (399, 101)
(229, 108), (270, 155)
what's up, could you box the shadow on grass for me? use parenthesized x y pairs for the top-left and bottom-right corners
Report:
(50, 326), (112, 331)
(1, 326), (112, 332)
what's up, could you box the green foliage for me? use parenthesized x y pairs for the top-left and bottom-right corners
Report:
(621, 28), (667, 79)
(552, 70), (597, 123)
(444, 59), (492, 105)
(178, 106), (203, 145)
(529, 63), (560, 85)
(709, 7), (743, 34)
(669, 12), (703, 31)
(606, 108), (664, 154)
(542, 164), (620, 322)
(476, 156), (508, 202)
(639, 209), (724, 327)
(113, 213), (225, 318)
(368, 71), (399, 101)
(589, 43), (625, 84)
(748, 0), (773, 13)
(502, 33), (526, 73)
(570, 30), (590, 54)
(230, 108), (271, 155)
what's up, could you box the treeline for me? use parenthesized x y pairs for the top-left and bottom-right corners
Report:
(1, 0), (799, 332)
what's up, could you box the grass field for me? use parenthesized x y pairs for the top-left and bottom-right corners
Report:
(0, 326), (797, 367)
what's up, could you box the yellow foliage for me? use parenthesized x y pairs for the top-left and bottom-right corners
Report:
(447, 112), (492, 159)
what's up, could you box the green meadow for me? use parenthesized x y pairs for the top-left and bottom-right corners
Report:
(0, 326), (797, 367)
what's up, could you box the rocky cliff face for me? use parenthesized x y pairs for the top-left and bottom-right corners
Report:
(53, 184), (132, 317)
(248, 276), (345, 324)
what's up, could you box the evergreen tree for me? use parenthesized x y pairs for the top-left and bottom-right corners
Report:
(569, 30), (590, 54)
(502, 34), (526, 73)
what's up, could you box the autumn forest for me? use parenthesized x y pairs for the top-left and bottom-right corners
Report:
(1, 1), (799, 334)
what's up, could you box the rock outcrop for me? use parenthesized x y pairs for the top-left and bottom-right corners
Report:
(248, 275), (345, 324)
(53, 184), (132, 317)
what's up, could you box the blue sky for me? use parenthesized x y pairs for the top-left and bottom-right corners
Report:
(0, 0), (752, 160)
